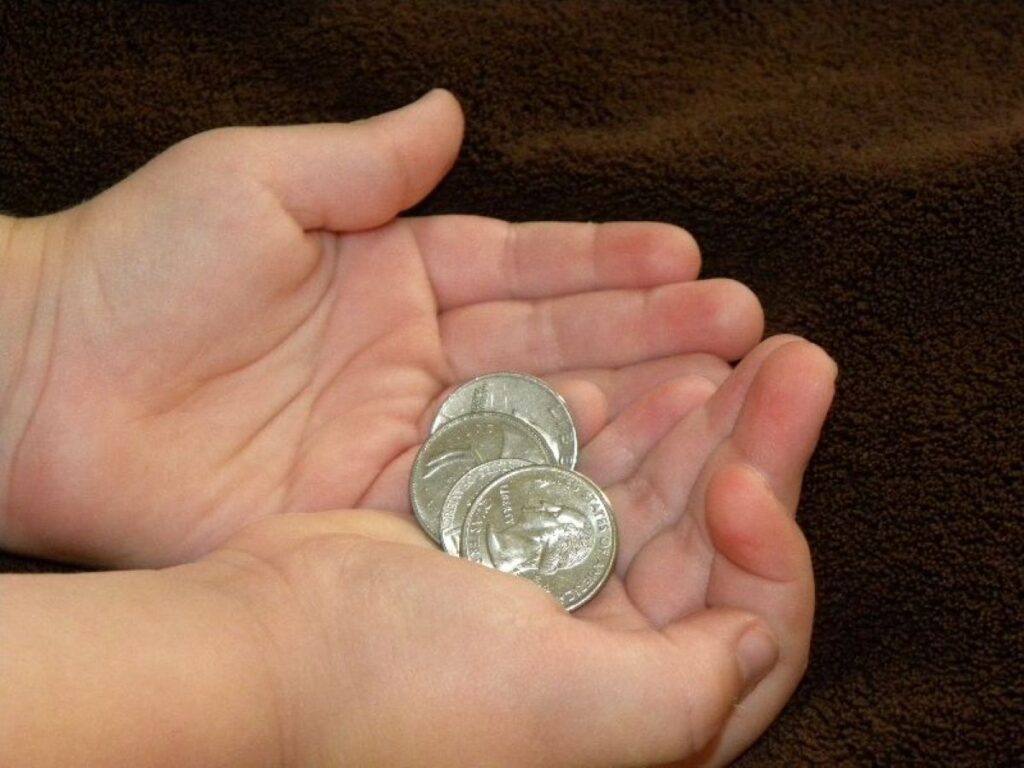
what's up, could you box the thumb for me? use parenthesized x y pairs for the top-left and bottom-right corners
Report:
(538, 609), (779, 767)
(246, 88), (464, 231)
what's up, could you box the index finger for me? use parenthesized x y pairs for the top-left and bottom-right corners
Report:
(408, 216), (702, 310)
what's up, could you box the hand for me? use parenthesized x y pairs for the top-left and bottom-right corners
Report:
(2, 334), (833, 767)
(180, 334), (834, 767)
(0, 88), (837, 764)
(1, 90), (764, 567)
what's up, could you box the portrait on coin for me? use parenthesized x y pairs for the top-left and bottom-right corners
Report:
(486, 501), (596, 575)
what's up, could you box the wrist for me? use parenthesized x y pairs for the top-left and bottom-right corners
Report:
(0, 213), (67, 535)
(0, 565), (285, 768)
(196, 538), (392, 768)
(192, 550), (324, 766)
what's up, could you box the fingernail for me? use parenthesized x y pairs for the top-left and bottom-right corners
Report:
(736, 624), (779, 698)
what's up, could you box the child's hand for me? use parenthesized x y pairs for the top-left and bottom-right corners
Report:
(0, 89), (836, 764)
(4, 342), (832, 766)
(1, 90), (763, 567)
(214, 334), (833, 767)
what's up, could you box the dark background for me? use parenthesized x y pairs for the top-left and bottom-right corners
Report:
(2, 2), (1022, 764)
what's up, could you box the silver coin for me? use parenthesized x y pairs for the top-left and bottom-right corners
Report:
(431, 373), (578, 469)
(410, 412), (555, 543)
(439, 458), (531, 556)
(460, 465), (618, 611)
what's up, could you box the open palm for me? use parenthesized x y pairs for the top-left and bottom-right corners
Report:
(8, 90), (761, 568)
(4, 90), (836, 764)
(211, 323), (833, 766)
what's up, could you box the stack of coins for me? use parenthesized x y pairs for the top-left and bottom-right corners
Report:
(410, 373), (618, 611)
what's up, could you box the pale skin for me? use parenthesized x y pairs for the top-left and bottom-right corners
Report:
(0, 90), (837, 766)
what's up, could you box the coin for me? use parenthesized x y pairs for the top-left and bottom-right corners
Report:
(460, 465), (618, 611)
(410, 412), (556, 543)
(439, 458), (531, 556)
(431, 373), (578, 469)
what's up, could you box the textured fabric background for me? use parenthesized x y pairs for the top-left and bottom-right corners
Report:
(2, 2), (1022, 764)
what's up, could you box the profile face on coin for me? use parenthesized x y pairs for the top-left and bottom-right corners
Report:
(410, 413), (555, 543)
(439, 458), (531, 557)
(461, 466), (618, 611)
(486, 501), (594, 575)
(431, 373), (578, 469)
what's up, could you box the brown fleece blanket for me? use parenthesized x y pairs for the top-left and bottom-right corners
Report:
(2, 2), (1021, 764)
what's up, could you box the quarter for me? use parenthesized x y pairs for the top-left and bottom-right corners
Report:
(431, 373), (578, 469)
(460, 465), (618, 611)
(410, 412), (555, 543)
(438, 458), (531, 556)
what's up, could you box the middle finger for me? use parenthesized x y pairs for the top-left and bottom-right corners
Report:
(439, 279), (763, 378)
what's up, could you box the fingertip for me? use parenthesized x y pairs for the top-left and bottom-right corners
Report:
(705, 279), (765, 360)
(679, 226), (702, 274)
(414, 87), (466, 150)
(372, 88), (465, 207)
(762, 339), (839, 409)
(364, 87), (463, 128)
(556, 378), (608, 446)
(420, 86), (462, 110)
(825, 348), (840, 382)
(733, 280), (766, 337)
(753, 333), (806, 359)
(736, 622), (781, 699)
(419, 86), (465, 126)
(649, 222), (702, 281)
(739, 335), (835, 401)
(592, 221), (703, 288)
